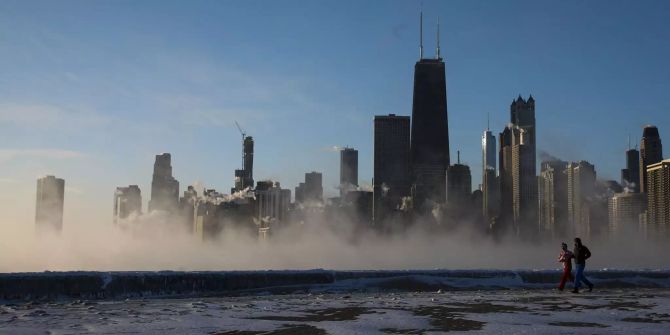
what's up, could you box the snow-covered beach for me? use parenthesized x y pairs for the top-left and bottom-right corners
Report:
(2, 289), (669, 334)
(2, 270), (670, 334)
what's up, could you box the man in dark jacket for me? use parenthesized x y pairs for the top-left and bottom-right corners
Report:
(572, 237), (594, 293)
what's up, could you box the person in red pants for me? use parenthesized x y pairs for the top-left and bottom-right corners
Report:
(557, 242), (574, 291)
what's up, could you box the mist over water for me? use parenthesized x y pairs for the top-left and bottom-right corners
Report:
(2, 210), (669, 273)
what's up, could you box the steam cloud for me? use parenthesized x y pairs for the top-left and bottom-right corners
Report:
(1, 208), (669, 273)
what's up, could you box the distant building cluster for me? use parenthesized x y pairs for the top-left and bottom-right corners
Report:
(34, 15), (670, 242)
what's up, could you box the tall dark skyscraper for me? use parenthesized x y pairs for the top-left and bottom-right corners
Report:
(114, 185), (142, 224)
(149, 153), (179, 212)
(621, 144), (640, 192)
(234, 136), (255, 192)
(498, 126), (514, 230)
(640, 125), (663, 193)
(295, 172), (323, 204)
(35, 175), (65, 233)
(374, 114), (411, 224)
(410, 15), (450, 211)
(510, 96), (536, 168)
(339, 147), (358, 197)
(482, 127), (498, 221)
(446, 152), (472, 210)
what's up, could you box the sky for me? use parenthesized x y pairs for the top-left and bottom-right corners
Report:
(1, 0), (669, 230)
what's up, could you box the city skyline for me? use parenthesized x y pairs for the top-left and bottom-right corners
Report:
(2, 0), (670, 232)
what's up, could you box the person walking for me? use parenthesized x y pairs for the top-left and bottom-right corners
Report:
(572, 237), (594, 293)
(557, 242), (574, 291)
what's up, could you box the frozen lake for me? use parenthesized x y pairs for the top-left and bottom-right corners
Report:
(2, 289), (670, 334)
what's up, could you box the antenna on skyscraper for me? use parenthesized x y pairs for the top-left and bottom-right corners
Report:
(436, 16), (441, 59)
(628, 134), (631, 150)
(419, 11), (424, 59)
(457, 150), (461, 164)
(487, 112), (490, 131)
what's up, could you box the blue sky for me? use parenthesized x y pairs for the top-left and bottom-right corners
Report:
(1, 0), (669, 226)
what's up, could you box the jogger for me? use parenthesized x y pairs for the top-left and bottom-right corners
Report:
(557, 242), (573, 291)
(572, 237), (593, 293)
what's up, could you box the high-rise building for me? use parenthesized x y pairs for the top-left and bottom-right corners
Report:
(410, 15), (450, 211)
(148, 153), (179, 212)
(567, 161), (596, 238)
(511, 127), (538, 238)
(340, 147), (358, 197)
(35, 175), (65, 233)
(608, 192), (646, 237)
(510, 96), (536, 168)
(295, 182), (305, 203)
(640, 125), (663, 193)
(342, 190), (374, 227)
(621, 147), (640, 192)
(447, 152), (472, 209)
(646, 159), (670, 234)
(482, 128), (498, 221)
(498, 96), (537, 238)
(234, 136), (255, 192)
(373, 114), (411, 224)
(498, 126), (514, 231)
(255, 181), (291, 224)
(539, 160), (568, 238)
(179, 186), (198, 231)
(295, 172), (323, 204)
(113, 185), (141, 224)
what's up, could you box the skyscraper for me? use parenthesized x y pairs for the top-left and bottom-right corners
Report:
(538, 160), (568, 238)
(512, 127), (538, 238)
(498, 126), (514, 231)
(295, 172), (323, 203)
(148, 153), (179, 212)
(503, 96), (538, 238)
(640, 125), (663, 193)
(410, 15), (450, 211)
(234, 136), (255, 192)
(482, 127), (498, 221)
(374, 114), (411, 224)
(646, 159), (670, 234)
(35, 175), (65, 233)
(446, 152), (472, 213)
(113, 185), (141, 224)
(255, 181), (291, 224)
(621, 146), (640, 192)
(179, 186), (198, 231)
(567, 161), (596, 238)
(608, 192), (646, 237)
(340, 147), (359, 197)
(510, 96), (536, 168)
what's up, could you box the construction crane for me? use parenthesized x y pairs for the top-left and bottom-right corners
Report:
(234, 121), (246, 141)
(234, 121), (247, 171)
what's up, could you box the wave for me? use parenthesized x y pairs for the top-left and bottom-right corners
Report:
(1, 269), (669, 301)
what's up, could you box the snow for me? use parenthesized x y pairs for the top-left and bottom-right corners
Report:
(1, 289), (670, 334)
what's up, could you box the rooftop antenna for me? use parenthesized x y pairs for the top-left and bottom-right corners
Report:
(419, 11), (423, 59)
(627, 134), (631, 150)
(457, 150), (461, 164)
(436, 16), (441, 59)
(487, 112), (490, 131)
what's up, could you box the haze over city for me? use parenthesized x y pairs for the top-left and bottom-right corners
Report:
(0, 0), (669, 266)
(4, 1), (670, 334)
